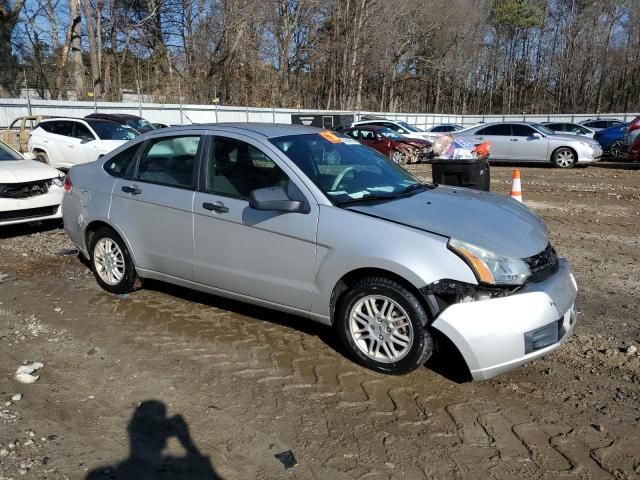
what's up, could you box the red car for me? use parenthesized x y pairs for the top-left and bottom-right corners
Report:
(629, 134), (640, 160)
(342, 125), (432, 164)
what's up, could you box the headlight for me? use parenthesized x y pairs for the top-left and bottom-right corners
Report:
(448, 239), (531, 285)
(579, 141), (595, 149)
(50, 176), (64, 188)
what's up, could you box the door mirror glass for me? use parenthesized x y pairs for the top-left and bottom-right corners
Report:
(249, 185), (306, 213)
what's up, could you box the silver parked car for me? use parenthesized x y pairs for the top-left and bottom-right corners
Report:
(62, 124), (577, 380)
(456, 122), (602, 168)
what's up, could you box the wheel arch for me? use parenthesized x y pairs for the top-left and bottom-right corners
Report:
(84, 220), (139, 267)
(550, 145), (577, 165)
(329, 267), (435, 327)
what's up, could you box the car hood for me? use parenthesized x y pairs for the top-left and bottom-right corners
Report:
(347, 186), (548, 258)
(0, 160), (62, 183)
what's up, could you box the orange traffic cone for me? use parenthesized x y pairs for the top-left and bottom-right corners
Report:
(510, 169), (523, 203)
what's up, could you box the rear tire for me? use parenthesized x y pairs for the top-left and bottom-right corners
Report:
(89, 227), (138, 294)
(336, 276), (433, 374)
(552, 148), (576, 168)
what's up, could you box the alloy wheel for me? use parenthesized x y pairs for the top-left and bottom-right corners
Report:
(93, 238), (125, 286)
(349, 295), (414, 363)
(555, 150), (575, 168)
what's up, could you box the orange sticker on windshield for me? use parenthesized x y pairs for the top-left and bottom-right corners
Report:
(319, 130), (342, 144)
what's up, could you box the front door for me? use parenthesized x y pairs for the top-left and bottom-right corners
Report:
(109, 134), (203, 280)
(193, 133), (318, 311)
(509, 124), (549, 162)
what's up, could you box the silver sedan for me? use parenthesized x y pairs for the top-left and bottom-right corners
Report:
(62, 124), (577, 379)
(456, 122), (602, 168)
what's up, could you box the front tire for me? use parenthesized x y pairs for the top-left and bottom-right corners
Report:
(390, 150), (408, 165)
(608, 140), (625, 159)
(89, 227), (138, 294)
(336, 277), (433, 374)
(552, 147), (576, 168)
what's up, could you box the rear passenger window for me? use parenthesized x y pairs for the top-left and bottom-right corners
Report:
(136, 136), (200, 189)
(104, 144), (141, 177)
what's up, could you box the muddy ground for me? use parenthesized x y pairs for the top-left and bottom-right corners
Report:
(1, 162), (639, 480)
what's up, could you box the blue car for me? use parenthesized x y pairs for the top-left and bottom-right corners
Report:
(593, 124), (627, 157)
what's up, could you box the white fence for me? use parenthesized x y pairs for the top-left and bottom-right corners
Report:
(1, 97), (638, 129)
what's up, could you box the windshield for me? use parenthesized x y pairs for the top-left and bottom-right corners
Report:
(125, 118), (155, 132)
(0, 142), (23, 161)
(87, 121), (139, 140)
(533, 124), (555, 136)
(378, 128), (404, 140)
(270, 132), (428, 204)
(396, 121), (423, 133)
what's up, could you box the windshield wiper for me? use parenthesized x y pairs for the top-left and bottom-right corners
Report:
(335, 183), (433, 206)
(336, 193), (399, 206)
(396, 183), (433, 195)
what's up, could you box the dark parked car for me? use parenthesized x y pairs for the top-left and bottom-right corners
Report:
(427, 124), (464, 133)
(593, 124), (628, 158)
(579, 119), (625, 131)
(342, 125), (432, 164)
(85, 113), (156, 133)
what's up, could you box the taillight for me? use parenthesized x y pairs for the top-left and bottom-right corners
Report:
(629, 117), (640, 132)
(63, 174), (72, 192)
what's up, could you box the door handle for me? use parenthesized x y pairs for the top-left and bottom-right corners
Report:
(510, 138), (519, 142)
(474, 137), (484, 140)
(202, 201), (229, 213)
(121, 185), (141, 195)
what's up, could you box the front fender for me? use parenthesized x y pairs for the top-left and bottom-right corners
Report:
(311, 206), (477, 321)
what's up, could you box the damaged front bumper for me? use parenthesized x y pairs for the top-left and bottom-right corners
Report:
(431, 258), (577, 380)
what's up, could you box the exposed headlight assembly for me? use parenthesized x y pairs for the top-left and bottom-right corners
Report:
(50, 175), (65, 188)
(448, 238), (531, 286)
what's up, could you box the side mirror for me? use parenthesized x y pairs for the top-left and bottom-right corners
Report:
(532, 132), (543, 139)
(249, 185), (307, 213)
(23, 152), (37, 161)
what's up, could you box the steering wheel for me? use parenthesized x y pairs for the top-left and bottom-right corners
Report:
(331, 167), (357, 191)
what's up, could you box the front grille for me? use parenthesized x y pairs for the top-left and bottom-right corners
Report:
(0, 205), (58, 222)
(0, 180), (50, 198)
(524, 244), (558, 282)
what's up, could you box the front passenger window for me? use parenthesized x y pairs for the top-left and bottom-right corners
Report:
(136, 136), (200, 188)
(207, 137), (289, 199)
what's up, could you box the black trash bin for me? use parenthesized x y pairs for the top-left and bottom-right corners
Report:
(431, 157), (490, 191)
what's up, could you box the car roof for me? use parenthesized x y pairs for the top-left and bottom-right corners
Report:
(41, 117), (122, 125)
(345, 125), (386, 131)
(142, 123), (325, 139)
(86, 113), (142, 120)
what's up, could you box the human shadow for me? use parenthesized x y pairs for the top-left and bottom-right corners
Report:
(86, 400), (221, 479)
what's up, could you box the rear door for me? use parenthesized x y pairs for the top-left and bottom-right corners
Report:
(71, 122), (100, 165)
(193, 132), (318, 310)
(509, 124), (549, 161)
(470, 124), (512, 160)
(110, 133), (203, 280)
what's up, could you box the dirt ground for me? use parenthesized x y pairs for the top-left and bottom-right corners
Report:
(1, 162), (639, 480)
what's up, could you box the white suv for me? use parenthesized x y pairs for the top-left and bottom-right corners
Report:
(29, 118), (138, 169)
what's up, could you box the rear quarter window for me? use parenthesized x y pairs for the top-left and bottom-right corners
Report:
(104, 144), (141, 178)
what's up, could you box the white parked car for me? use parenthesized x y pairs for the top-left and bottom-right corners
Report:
(1, 140), (65, 226)
(541, 122), (596, 138)
(29, 118), (138, 169)
(352, 119), (437, 141)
